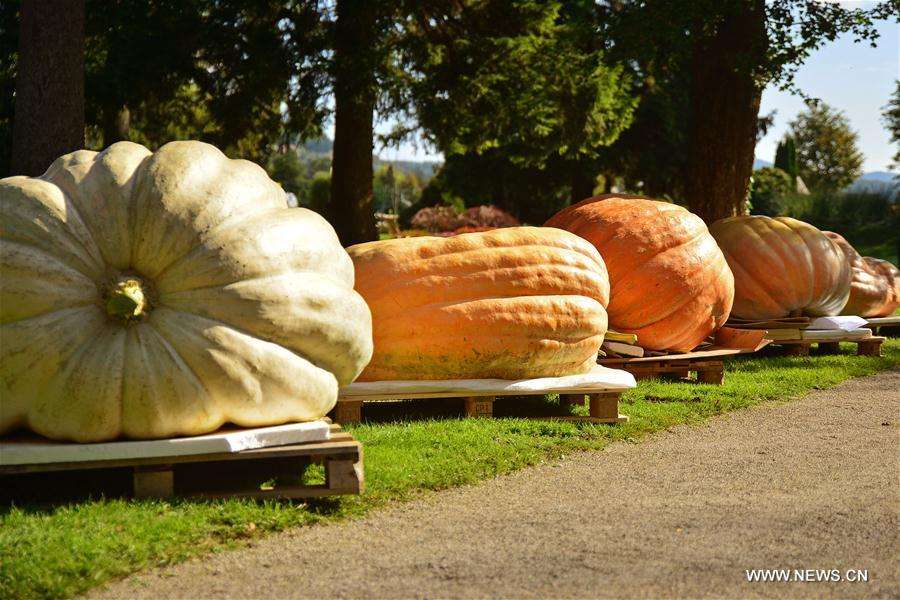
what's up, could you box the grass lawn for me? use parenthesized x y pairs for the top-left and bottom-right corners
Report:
(2, 340), (898, 599)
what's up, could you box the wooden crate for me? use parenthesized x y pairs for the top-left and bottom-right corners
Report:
(0, 423), (362, 501)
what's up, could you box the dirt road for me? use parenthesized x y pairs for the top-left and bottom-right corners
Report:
(96, 368), (899, 599)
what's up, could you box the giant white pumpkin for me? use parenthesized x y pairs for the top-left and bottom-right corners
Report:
(0, 141), (373, 442)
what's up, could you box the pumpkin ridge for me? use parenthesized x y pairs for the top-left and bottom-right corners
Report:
(770, 219), (817, 308)
(0, 239), (100, 324)
(40, 170), (107, 278)
(396, 240), (605, 273)
(363, 265), (608, 319)
(609, 254), (712, 333)
(0, 179), (106, 280)
(607, 228), (707, 290)
(718, 244), (785, 317)
(736, 220), (806, 310)
(154, 305), (342, 388)
(150, 206), (286, 285)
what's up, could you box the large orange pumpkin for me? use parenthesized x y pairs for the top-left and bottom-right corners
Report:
(825, 232), (899, 317)
(544, 195), (734, 352)
(866, 258), (900, 316)
(347, 227), (610, 381)
(709, 216), (851, 320)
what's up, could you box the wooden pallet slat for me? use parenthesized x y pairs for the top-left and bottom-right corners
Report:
(333, 367), (634, 425)
(0, 424), (364, 502)
(596, 343), (764, 385)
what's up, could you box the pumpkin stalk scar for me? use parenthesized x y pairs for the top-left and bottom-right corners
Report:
(106, 277), (149, 321)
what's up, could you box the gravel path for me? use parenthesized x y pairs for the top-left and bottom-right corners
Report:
(96, 369), (899, 599)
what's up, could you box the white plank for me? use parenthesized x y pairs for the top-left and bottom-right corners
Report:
(808, 316), (868, 331)
(339, 364), (636, 401)
(0, 420), (331, 466)
(799, 328), (873, 341)
(867, 316), (900, 326)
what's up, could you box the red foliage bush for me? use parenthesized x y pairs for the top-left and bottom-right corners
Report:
(410, 204), (519, 233)
(459, 205), (520, 228)
(410, 206), (464, 232)
(452, 226), (496, 235)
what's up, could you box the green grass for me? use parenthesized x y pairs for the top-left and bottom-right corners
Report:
(2, 340), (898, 599)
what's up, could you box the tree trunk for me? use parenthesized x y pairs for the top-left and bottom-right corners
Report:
(329, 0), (378, 246)
(684, 0), (766, 223)
(11, 0), (85, 176)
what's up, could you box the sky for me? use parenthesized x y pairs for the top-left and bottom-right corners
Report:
(756, 7), (897, 173)
(366, 4), (898, 173)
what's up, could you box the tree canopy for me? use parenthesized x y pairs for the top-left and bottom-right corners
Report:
(789, 101), (864, 193)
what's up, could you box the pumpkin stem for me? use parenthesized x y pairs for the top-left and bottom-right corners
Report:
(106, 277), (148, 321)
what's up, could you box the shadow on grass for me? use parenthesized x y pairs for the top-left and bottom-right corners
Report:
(355, 393), (580, 424)
(0, 462), (347, 516)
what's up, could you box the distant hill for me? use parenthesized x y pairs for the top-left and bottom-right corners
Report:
(753, 158), (773, 170)
(302, 137), (333, 155)
(374, 157), (440, 181)
(855, 171), (896, 183)
(846, 171), (899, 199)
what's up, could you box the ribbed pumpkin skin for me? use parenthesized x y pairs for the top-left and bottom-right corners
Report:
(544, 195), (734, 352)
(709, 216), (851, 320)
(865, 258), (900, 316)
(1, 141), (373, 442)
(348, 227), (610, 381)
(824, 232), (897, 317)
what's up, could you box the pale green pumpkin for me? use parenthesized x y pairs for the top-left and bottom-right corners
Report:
(1, 141), (373, 442)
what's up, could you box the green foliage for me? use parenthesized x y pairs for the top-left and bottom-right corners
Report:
(267, 151), (307, 198)
(2, 343), (898, 599)
(774, 136), (798, 180)
(750, 167), (794, 216)
(0, 0), (18, 177)
(777, 189), (898, 263)
(307, 170), (332, 214)
(883, 80), (900, 170)
(591, 0), (888, 206)
(0, 0), (331, 173)
(373, 165), (423, 214)
(789, 102), (864, 193)
(389, 0), (636, 213)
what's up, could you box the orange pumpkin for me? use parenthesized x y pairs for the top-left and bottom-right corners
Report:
(709, 216), (850, 320)
(823, 232), (894, 317)
(544, 195), (734, 352)
(866, 258), (900, 316)
(347, 227), (610, 381)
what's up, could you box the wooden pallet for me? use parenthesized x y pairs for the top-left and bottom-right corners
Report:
(0, 423), (362, 501)
(725, 317), (885, 357)
(333, 367), (634, 425)
(866, 316), (900, 336)
(772, 336), (885, 357)
(598, 328), (772, 385)
(334, 391), (627, 425)
(600, 347), (748, 384)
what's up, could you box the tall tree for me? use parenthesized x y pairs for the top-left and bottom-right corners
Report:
(390, 0), (636, 219)
(774, 136), (798, 181)
(329, 0), (380, 245)
(883, 80), (900, 170)
(790, 101), (863, 192)
(0, 1), (19, 176)
(604, 0), (890, 222)
(11, 0), (85, 175)
(683, 0), (767, 221)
